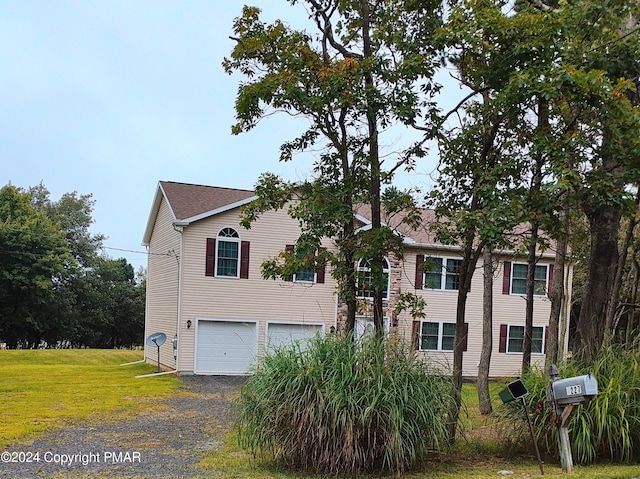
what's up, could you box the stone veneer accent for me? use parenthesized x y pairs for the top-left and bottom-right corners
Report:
(335, 255), (403, 334)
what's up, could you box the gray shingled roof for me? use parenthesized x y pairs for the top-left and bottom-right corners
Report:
(159, 181), (254, 221)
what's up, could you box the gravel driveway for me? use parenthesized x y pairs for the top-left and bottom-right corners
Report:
(0, 376), (245, 479)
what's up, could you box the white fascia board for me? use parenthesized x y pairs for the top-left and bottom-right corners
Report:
(175, 196), (258, 226)
(494, 249), (557, 260)
(405, 242), (556, 260)
(355, 215), (417, 243)
(354, 213), (372, 226)
(404, 242), (463, 253)
(142, 182), (177, 246)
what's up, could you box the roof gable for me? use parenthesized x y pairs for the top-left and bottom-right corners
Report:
(142, 181), (255, 246)
(159, 181), (254, 221)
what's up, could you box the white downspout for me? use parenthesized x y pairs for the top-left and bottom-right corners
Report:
(172, 224), (185, 373)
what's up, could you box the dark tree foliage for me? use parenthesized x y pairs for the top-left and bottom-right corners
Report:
(0, 183), (145, 348)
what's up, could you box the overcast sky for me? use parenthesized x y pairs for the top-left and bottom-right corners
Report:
(1, 1), (455, 270)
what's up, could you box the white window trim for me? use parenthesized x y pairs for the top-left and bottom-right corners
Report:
(215, 227), (241, 278)
(423, 256), (462, 291)
(419, 320), (456, 351)
(293, 270), (316, 283)
(506, 324), (545, 354)
(510, 263), (549, 296)
(357, 257), (390, 300)
(288, 245), (320, 284)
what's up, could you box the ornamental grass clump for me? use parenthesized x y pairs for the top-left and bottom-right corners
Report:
(236, 333), (453, 475)
(497, 346), (640, 464)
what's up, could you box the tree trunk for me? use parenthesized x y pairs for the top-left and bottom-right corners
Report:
(546, 205), (569, 367)
(575, 202), (621, 361)
(359, 0), (384, 336)
(523, 97), (546, 372)
(478, 245), (493, 415)
(522, 221), (539, 373)
(604, 192), (639, 340)
(447, 242), (482, 443)
(625, 258), (639, 348)
(342, 198), (358, 335)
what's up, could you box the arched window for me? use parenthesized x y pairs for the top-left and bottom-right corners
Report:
(216, 227), (240, 277)
(357, 257), (390, 299)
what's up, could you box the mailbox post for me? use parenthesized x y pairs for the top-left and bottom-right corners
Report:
(499, 379), (544, 476)
(546, 365), (598, 474)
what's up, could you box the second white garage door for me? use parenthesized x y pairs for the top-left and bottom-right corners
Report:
(195, 320), (257, 375)
(266, 322), (323, 353)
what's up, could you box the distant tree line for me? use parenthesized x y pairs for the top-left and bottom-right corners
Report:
(0, 183), (145, 349)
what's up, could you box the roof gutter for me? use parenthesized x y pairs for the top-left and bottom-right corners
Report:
(404, 241), (557, 260)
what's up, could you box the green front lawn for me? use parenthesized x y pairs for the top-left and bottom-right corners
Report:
(1, 349), (179, 448)
(2, 350), (639, 478)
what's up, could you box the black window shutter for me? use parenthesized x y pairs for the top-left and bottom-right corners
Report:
(461, 323), (469, 352)
(499, 324), (507, 353)
(502, 261), (511, 295)
(415, 255), (424, 289)
(284, 244), (294, 281)
(205, 238), (215, 276)
(240, 241), (250, 279)
(412, 321), (421, 350)
(316, 247), (326, 284)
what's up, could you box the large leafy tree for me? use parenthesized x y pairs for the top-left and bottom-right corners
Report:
(430, 0), (542, 434)
(0, 183), (145, 348)
(31, 186), (105, 267)
(0, 185), (71, 347)
(570, 2), (640, 361)
(432, 0), (640, 436)
(224, 0), (442, 335)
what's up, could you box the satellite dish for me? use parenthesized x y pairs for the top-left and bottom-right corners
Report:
(146, 332), (166, 373)
(146, 332), (166, 347)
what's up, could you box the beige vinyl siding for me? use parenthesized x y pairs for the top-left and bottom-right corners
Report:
(489, 256), (551, 376)
(178, 207), (337, 373)
(397, 251), (553, 378)
(144, 197), (181, 370)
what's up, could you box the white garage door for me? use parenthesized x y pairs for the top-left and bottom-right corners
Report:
(195, 320), (257, 374)
(266, 323), (323, 353)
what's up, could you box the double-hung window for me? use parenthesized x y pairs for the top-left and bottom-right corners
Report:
(294, 268), (315, 283)
(284, 244), (325, 284)
(417, 320), (467, 351)
(357, 257), (390, 299)
(504, 325), (544, 354)
(511, 263), (548, 295)
(216, 228), (240, 277)
(205, 230), (250, 279)
(422, 257), (462, 291)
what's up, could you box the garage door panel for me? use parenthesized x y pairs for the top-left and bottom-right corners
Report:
(195, 320), (257, 374)
(266, 323), (322, 352)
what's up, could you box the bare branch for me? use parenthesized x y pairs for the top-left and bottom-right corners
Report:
(307, 0), (362, 59)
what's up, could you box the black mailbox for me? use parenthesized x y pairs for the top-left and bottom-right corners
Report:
(499, 379), (528, 404)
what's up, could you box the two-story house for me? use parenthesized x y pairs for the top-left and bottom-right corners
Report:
(143, 181), (570, 377)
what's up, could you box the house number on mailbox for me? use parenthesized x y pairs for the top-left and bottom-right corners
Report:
(566, 384), (582, 396)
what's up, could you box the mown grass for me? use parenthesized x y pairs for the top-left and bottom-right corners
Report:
(0, 349), (180, 448)
(200, 378), (640, 478)
(2, 350), (639, 478)
(200, 428), (640, 478)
